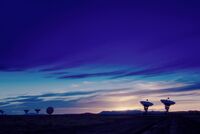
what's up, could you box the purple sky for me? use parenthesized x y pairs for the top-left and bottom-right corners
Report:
(0, 0), (200, 114)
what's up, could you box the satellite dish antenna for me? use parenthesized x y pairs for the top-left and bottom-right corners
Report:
(46, 107), (54, 115)
(160, 97), (175, 112)
(140, 99), (154, 114)
(35, 109), (41, 114)
(24, 109), (29, 115)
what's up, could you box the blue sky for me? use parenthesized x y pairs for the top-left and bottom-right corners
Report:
(1, 0), (200, 114)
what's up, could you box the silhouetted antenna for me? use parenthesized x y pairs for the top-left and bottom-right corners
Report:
(35, 109), (41, 114)
(140, 99), (153, 114)
(24, 110), (29, 115)
(160, 98), (175, 113)
(46, 107), (54, 115)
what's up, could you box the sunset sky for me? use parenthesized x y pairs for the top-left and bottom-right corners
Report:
(1, 0), (200, 114)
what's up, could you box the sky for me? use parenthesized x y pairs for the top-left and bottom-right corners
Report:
(1, 0), (200, 114)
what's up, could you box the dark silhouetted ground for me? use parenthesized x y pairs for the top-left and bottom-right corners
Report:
(0, 112), (199, 134)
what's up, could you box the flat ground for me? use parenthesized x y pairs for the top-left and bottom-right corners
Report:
(0, 113), (199, 134)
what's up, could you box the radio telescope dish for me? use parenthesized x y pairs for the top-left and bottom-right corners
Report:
(24, 109), (29, 115)
(160, 97), (175, 112)
(140, 99), (154, 113)
(46, 107), (54, 115)
(35, 109), (41, 114)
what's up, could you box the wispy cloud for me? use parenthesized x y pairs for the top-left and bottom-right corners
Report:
(1, 80), (199, 113)
(58, 70), (127, 79)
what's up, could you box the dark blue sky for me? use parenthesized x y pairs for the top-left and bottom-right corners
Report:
(0, 0), (200, 114)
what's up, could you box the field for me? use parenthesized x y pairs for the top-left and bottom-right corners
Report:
(0, 113), (200, 134)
